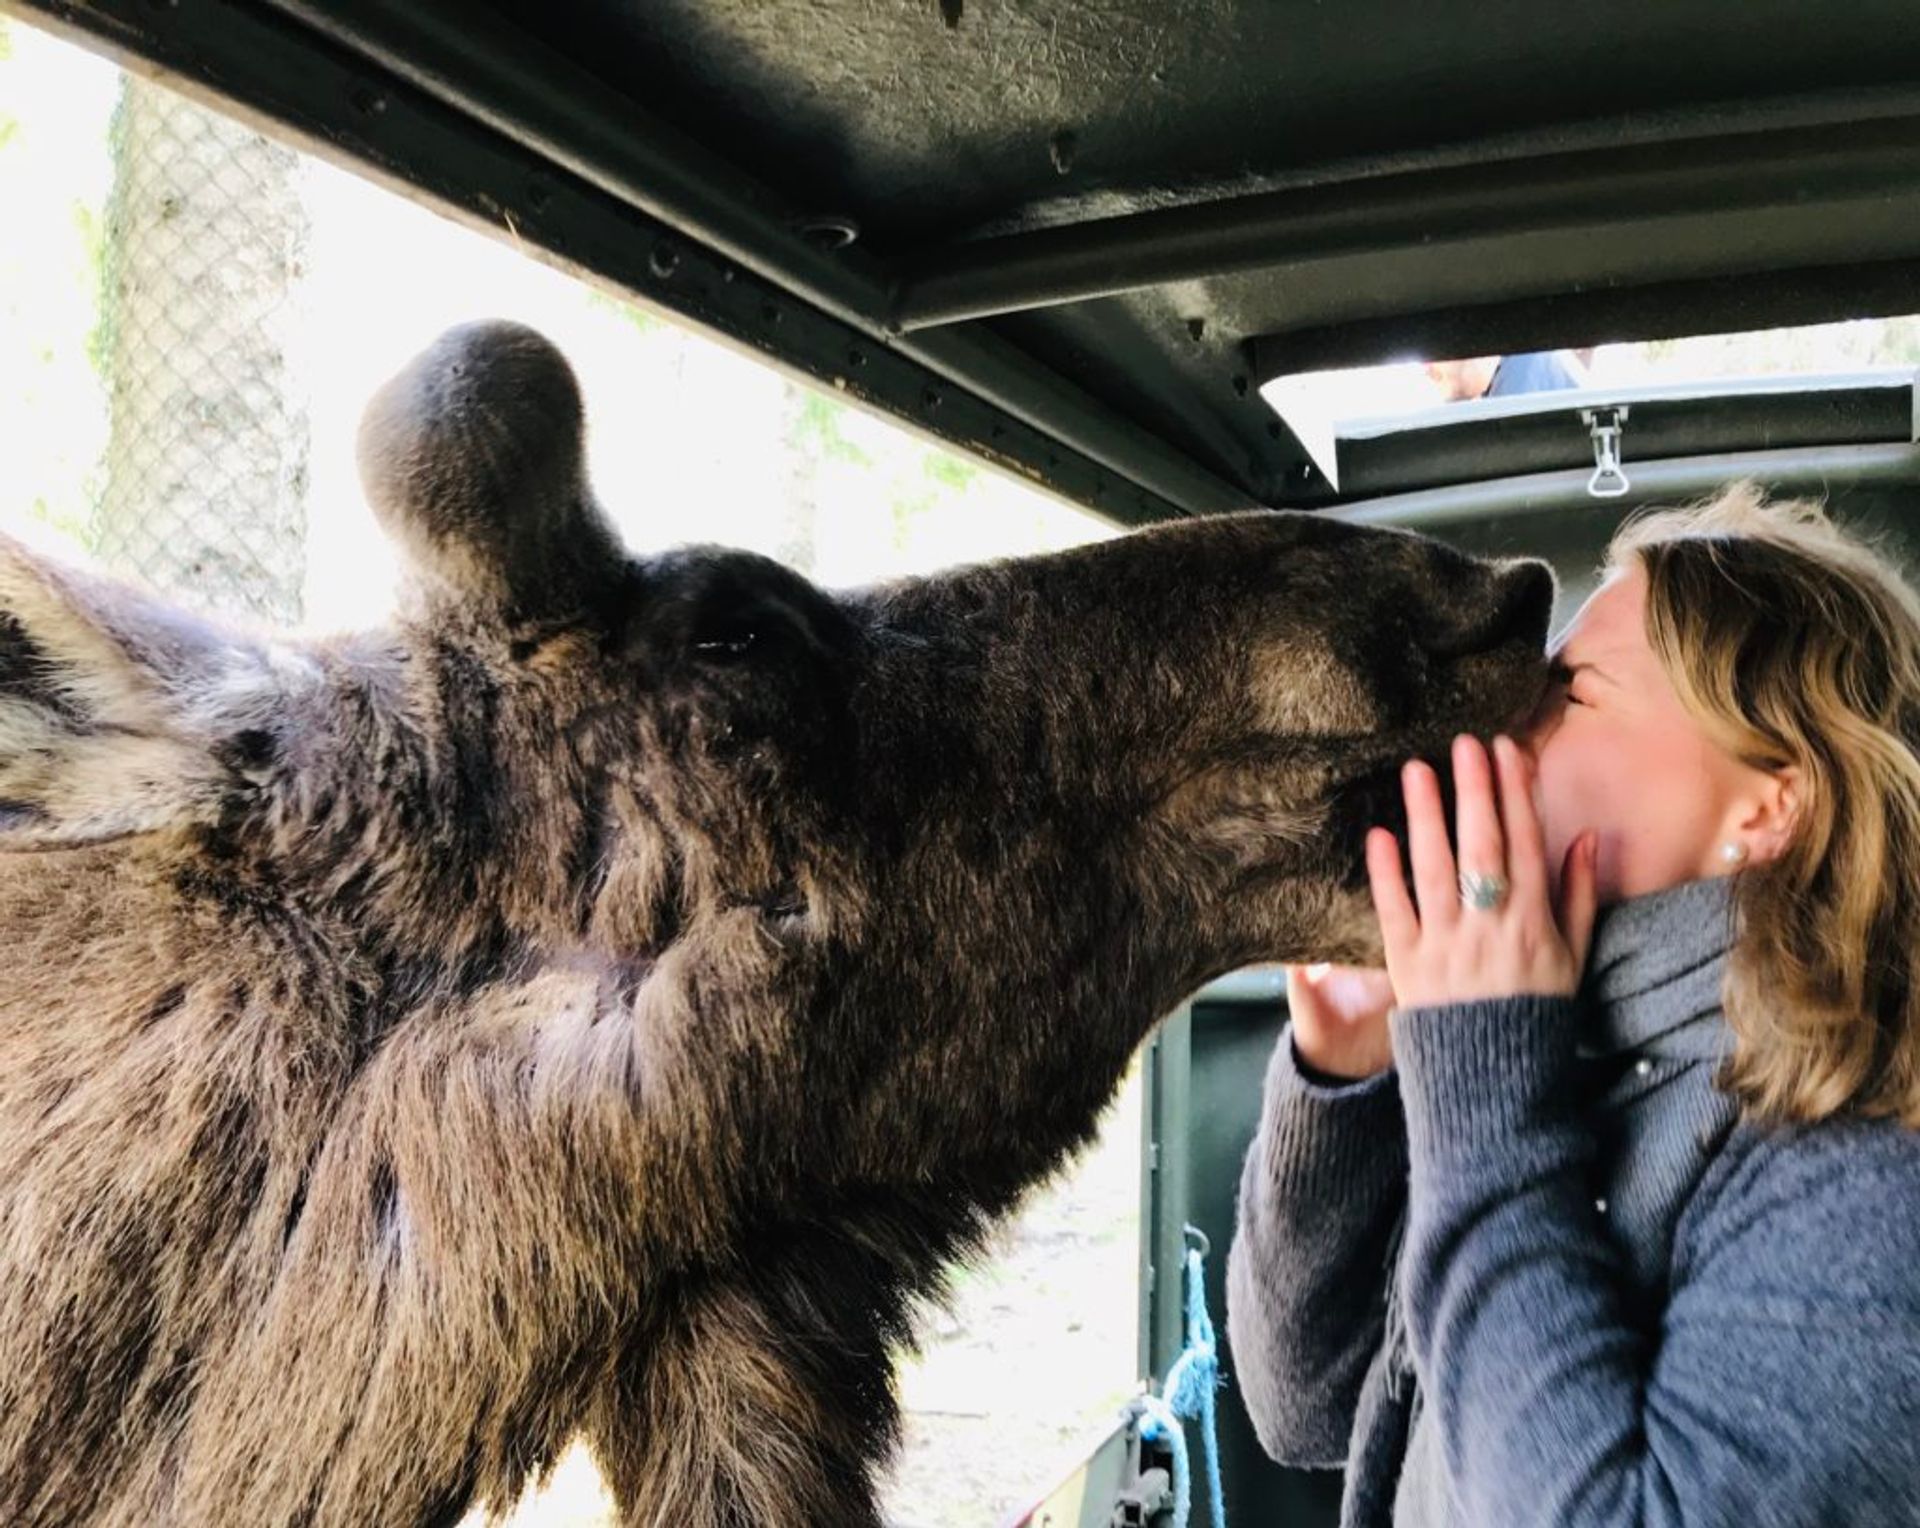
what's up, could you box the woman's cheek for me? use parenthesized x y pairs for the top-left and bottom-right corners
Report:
(1534, 729), (1636, 900)
(1529, 733), (1587, 867)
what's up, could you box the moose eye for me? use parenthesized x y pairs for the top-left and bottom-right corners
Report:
(692, 622), (760, 659)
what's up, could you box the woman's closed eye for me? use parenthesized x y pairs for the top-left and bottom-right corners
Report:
(1550, 661), (1590, 706)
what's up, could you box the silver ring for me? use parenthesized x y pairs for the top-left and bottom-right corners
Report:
(1458, 870), (1511, 911)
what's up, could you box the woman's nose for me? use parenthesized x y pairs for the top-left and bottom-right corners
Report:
(1519, 686), (1564, 751)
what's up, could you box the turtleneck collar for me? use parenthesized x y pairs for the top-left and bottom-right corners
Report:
(1577, 873), (1738, 1062)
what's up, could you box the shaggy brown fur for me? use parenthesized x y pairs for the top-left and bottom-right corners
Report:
(0, 322), (1552, 1527)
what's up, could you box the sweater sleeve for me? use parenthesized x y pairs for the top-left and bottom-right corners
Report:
(1225, 1024), (1408, 1468)
(1391, 995), (1920, 1527)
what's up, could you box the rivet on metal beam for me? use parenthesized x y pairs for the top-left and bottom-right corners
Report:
(795, 215), (860, 251)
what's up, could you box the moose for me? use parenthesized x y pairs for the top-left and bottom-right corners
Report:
(0, 322), (1551, 1527)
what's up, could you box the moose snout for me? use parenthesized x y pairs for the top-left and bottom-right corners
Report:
(1417, 557), (1555, 660)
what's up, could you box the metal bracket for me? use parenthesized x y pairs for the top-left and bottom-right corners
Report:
(1582, 404), (1631, 498)
(1109, 1405), (1176, 1527)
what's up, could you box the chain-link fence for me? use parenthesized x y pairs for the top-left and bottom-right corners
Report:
(95, 80), (310, 624)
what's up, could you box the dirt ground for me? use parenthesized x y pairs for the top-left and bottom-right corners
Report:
(881, 1068), (1143, 1527)
(480, 1070), (1144, 1528)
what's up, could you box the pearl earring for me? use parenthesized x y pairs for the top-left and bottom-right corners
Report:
(1719, 841), (1749, 867)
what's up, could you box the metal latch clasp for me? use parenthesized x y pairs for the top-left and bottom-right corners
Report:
(1581, 405), (1630, 499)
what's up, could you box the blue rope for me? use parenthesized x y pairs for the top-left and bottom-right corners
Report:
(1138, 1231), (1228, 1528)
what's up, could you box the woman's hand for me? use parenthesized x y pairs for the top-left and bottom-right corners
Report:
(1366, 735), (1599, 1010)
(1287, 962), (1396, 1080)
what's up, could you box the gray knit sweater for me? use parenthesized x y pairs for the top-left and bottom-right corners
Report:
(1226, 876), (1920, 1526)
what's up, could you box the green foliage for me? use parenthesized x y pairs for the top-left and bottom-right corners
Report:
(75, 200), (109, 381)
(0, 19), (16, 151)
(922, 451), (977, 491)
(888, 479), (937, 547)
(28, 493), (89, 546)
(790, 390), (872, 468)
(586, 287), (663, 335)
(1633, 316), (1920, 380)
(1864, 317), (1920, 368)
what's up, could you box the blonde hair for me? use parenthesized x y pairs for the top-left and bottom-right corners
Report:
(1610, 483), (1920, 1127)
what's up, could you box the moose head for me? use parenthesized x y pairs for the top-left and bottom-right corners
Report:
(0, 322), (1550, 1526)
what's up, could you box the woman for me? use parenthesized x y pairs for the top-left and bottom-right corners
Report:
(1227, 483), (1920, 1526)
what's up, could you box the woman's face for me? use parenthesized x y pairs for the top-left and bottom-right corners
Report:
(1526, 563), (1774, 905)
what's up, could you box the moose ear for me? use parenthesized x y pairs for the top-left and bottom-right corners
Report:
(356, 321), (626, 621)
(0, 536), (264, 849)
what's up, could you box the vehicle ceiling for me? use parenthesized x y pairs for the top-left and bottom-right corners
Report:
(23, 0), (1920, 522)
